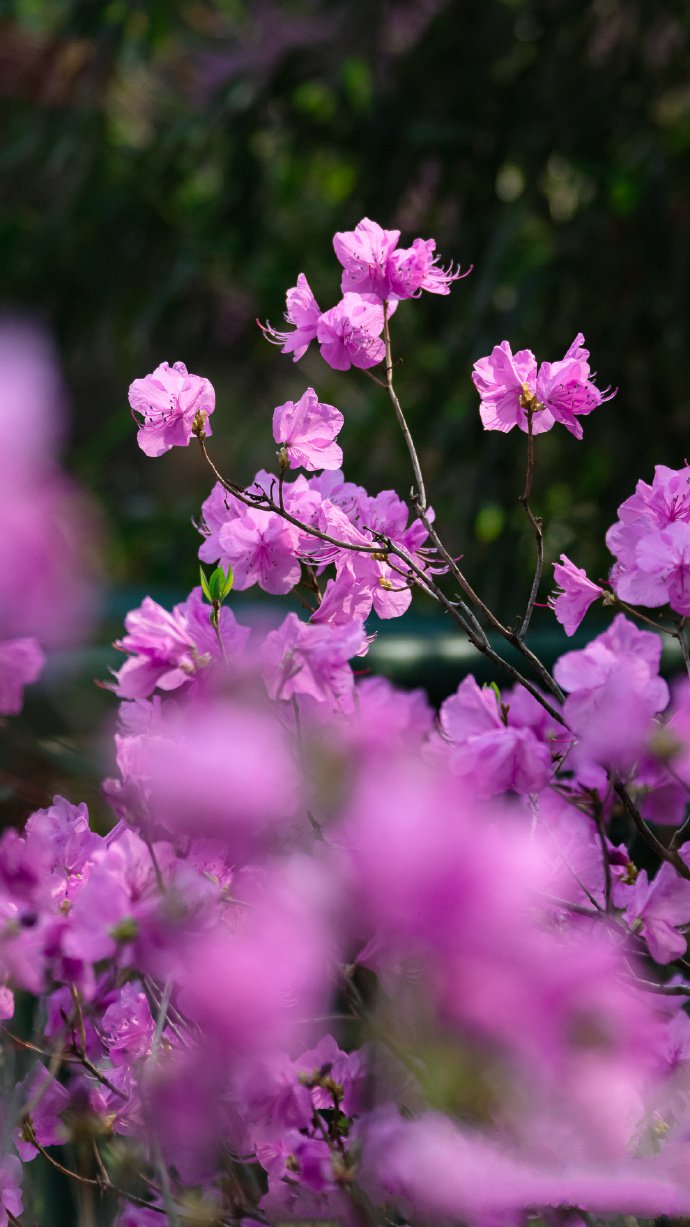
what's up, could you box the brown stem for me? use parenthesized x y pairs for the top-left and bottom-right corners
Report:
(413, 499), (565, 704)
(517, 410), (543, 639)
(382, 302), (427, 511)
(675, 617), (690, 680)
(614, 780), (690, 880)
(592, 797), (613, 914)
(606, 593), (675, 636)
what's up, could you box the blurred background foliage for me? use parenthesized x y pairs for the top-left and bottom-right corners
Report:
(2, 0), (690, 821)
(3, 0), (690, 603)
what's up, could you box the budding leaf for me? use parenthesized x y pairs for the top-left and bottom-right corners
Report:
(222, 566), (234, 599)
(199, 566), (213, 602)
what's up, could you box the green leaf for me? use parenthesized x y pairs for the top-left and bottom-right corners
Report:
(199, 566), (212, 602)
(206, 565), (234, 604)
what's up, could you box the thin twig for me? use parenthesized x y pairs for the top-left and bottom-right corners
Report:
(613, 780), (690, 881)
(517, 409), (543, 639)
(605, 592), (675, 636)
(413, 498), (565, 703)
(592, 796), (613, 914)
(675, 617), (690, 680)
(383, 302), (427, 510)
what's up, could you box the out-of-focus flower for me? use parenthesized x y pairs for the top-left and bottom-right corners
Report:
(0, 638), (44, 715)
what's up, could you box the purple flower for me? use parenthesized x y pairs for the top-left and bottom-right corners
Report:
(272, 387), (343, 472)
(112, 588), (249, 700)
(439, 675), (553, 796)
(0, 638), (44, 715)
(262, 612), (367, 713)
(260, 273), (322, 361)
(129, 361), (215, 457)
(554, 615), (669, 775)
(472, 341), (547, 434)
(474, 334), (613, 438)
(101, 981), (155, 1065)
(625, 855), (690, 963)
(606, 466), (690, 611)
(316, 293), (386, 370)
(549, 555), (603, 636)
(536, 333), (615, 439)
(633, 521), (690, 616)
(0, 1154), (22, 1226)
(333, 217), (466, 301)
(217, 508), (302, 595)
(333, 218), (401, 299)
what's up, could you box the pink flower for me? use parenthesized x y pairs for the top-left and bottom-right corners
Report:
(439, 675), (553, 796)
(333, 217), (466, 300)
(0, 638), (44, 715)
(633, 521), (690, 616)
(316, 293), (386, 370)
(260, 273), (321, 361)
(606, 466), (690, 611)
(272, 387), (343, 472)
(217, 508), (302, 595)
(472, 341), (547, 434)
(0, 1155), (22, 1226)
(262, 613), (366, 712)
(129, 361), (215, 457)
(550, 554), (603, 636)
(625, 855), (690, 964)
(553, 615), (668, 775)
(474, 334), (613, 438)
(536, 333), (614, 439)
(112, 588), (249, 699)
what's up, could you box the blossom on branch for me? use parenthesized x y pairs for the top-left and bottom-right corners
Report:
(549, 554), (603, 636)
(333, 217), (467, 300)
(473, 334), (614, 438)
(129, 361), (215, 457)
(272, 387), (344, 472)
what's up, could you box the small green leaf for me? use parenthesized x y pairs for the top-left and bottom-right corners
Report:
(208, 567), (227, 602)
(222, 565), (234, 599)
(199, 566), (212, 602)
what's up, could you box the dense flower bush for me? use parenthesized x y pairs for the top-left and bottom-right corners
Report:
(4, 221), (690, 1225)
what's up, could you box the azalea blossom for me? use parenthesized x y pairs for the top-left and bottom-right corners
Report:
(260, 273), (322, 361)
(129, 361), (215, 457)
(272, 387), (343, 472)
(550, 554), (603, 636)
(315, 293), (387, 370)
(473, 334), (614, 438)
(333, 217), (467, 300)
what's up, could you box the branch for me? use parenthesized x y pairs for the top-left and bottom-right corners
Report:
(517, 408), (543, 639)
(613, 780), (690, 881)
(383, 301), (427, 510)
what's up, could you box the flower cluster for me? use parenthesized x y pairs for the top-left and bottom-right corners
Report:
(473, 333), (615, 438)
(5, 221), (690, 1227)
(262, 216), (468, 371)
